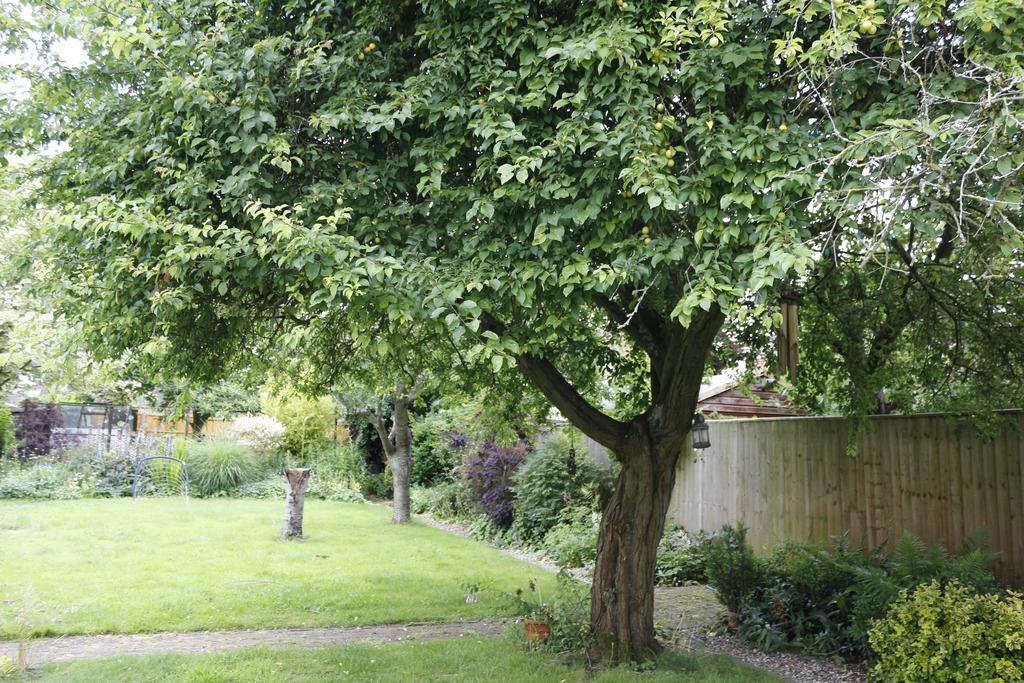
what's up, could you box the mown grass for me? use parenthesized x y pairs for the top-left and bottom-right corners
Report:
(16, 637), (785, 682)
(0, 499), (557, 637)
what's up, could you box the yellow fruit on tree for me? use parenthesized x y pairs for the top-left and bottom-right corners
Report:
(981, 21), (993, 33)
(709, 35), (721, 48)
(654, 121), (663, 131)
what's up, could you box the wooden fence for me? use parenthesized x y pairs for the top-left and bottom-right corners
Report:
(668, 412), (1024, 586)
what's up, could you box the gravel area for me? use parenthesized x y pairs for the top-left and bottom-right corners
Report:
(655, 585), (867, 683)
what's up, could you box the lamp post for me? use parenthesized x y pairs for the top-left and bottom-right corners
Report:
(691, 413), (711, 450)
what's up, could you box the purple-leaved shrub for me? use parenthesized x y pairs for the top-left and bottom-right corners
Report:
(463, 439), (530, 528)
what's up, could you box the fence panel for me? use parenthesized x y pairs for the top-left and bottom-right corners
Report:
(668, 413), (1024, 585)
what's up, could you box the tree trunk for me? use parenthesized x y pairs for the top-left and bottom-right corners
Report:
(500, 305), (724, 663)
(590, 426), (682, 661)
(389, 396), (412, 524)
(281, 467), (311, 539)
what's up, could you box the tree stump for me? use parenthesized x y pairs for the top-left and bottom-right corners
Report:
(281, 468), (311, 539)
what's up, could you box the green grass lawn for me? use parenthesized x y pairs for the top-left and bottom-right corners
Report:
(17, 637), (784, 682)
(0, 499), (557, 637)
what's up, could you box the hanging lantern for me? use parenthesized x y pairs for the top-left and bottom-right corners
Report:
(691, 413), (711, 450)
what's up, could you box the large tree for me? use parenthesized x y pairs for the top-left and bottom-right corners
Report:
(4, 0), (1022, 660)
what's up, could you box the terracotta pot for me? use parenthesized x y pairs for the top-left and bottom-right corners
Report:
(524, 618), (551, 643)
(726, 610), (740, 631)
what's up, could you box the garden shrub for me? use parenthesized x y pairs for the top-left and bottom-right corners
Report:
(847, 530), (1000, 647)
(507, 572), (593, 654)
(304, 442), (364, 485)
(182, 438), (260, 496)
(410, 480), (476, 520)
(14, 401), (63, 461)
(655, 527), (714, 587)
(236, 477), (285, 499)
(510, 432), (614, 544)
(0, 460), (83, 499)
(236, 475), (363, 502)
(261, 389), (338, 459)
(67, 446), (135, 497)
(224, 414), (286, 456)
(0, 406), (15, 458)
(463, 439), (531, 528)
(740, 539), (865, 657)
(359, 469), (393, 499)
(307, 477), (364, 502)
(539, 507), (601, 569)
(708, 525), (1002, 661)
(410, 411), (465, 486)
(868, 580), (1024, 683)
(705, 524), (762, 613)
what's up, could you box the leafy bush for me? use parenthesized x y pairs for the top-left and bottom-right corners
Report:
(182, 438), (260, 496)
(0, 406), (15, 458)
(510, 432), (614, 544)
(224, 414), (286, 456)
(740, 539), (865, 656)
(463, 439), (530, 528)
(261, 389), (338, 459)
(656, 527), (714, 587)
(847, 530), (1000, 649)
(308, 478), (364, 502)
(304, 442), (364, 485)
(410, 481), (476, 520)
(705, 524), (762, 613)
(868, 580), (1024, 682)
(67, 446), (134, 497)
(410, 411), (465, 486)
(236, 475), (363, 502)
(0, 460), (83, 499)
(506, 572), (593, 654)
(711, 526), (1001, 661)
(539, 507), (600, 569)
(236, 477), (285, 499)
(14, 401), (63, 461)
(359, 470), (393, 499)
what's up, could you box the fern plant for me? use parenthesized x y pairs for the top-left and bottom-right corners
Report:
(848, 529), (999, 653)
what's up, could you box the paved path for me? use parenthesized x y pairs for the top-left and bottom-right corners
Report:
(0, 620), (506, 668)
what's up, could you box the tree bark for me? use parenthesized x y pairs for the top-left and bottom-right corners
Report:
(389, 396), (412, 524)
(590, 425), (683, 660)
(358, 391), (414, 524)
(281, 467), (311, 539)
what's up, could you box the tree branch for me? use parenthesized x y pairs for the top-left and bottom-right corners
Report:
(481, 313), (629, 451)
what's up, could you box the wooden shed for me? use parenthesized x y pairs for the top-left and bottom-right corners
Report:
(697, 378), (800, 419)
